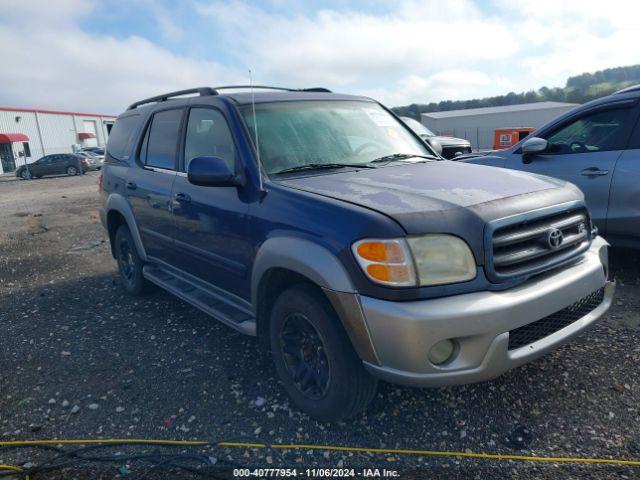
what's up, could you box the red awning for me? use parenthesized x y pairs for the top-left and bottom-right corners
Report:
(0, 133), (29, 143)
(78, 132), (96, 140)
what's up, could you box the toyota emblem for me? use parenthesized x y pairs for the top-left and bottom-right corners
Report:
(546, 228), (564, 249)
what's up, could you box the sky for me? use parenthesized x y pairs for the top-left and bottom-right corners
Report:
(0, 0), (639, 115)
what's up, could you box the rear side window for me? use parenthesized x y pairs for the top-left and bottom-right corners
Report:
(107, 114), (141, 160)
(140, 109), (183, 170)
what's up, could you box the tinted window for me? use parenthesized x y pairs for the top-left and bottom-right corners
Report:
(184, 108), (236, 171)
(23, 142), (31, 157)
(629, 115), (640, 149)
(544, 108), (632, 154)
(107, 114), (141, 160)
(142, 109), (183, 170)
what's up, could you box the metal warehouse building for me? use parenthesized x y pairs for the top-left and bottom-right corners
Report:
(0, 107), (116, 174)
(421, 101), (578, 151)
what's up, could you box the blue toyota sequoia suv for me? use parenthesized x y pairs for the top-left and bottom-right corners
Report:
(100, 86), (614, 421)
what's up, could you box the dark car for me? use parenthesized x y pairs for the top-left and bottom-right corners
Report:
(16, 153), (88, 179)
(400, 116), (472, 159)
(80, 147), (105, 155)
(461, 85), (640, 249)
(100, 86), (612, 420)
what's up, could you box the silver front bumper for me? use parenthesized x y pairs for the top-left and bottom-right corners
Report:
(361, 237), (614, 387)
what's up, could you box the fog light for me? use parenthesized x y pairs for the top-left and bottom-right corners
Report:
(428, 339), (455, 365)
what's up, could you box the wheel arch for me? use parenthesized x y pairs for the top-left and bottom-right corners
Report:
(104, 193), (147, 261)
(251, 237), (379, 365)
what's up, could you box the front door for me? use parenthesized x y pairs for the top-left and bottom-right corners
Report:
(506, 105), (637, 232)
(0, 143), (15, 173)
(171, 106), (251, 299)
(127, 108), (183, 263)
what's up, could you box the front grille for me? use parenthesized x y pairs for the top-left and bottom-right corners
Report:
(490, 208), (590, 279)
(442, 146), (472, 159)
(507, 287), (605, 350)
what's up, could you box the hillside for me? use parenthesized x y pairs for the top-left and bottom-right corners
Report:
(392, 64), (640, 119)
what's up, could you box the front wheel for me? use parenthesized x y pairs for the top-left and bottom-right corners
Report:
(20, 169), (32, 180)
(66, 165), (78, 176)
(270, 284), (378, 421)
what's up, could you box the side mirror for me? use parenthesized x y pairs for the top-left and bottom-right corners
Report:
(521, 137), (548, 164)
(187, 156), (244, 187)
(426, 138), (443, 156)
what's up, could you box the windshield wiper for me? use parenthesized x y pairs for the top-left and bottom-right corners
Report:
(369, 153), (438, 164)
(274, 162), (377, 175)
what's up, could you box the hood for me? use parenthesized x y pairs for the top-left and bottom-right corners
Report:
(277, 161), (583, 261)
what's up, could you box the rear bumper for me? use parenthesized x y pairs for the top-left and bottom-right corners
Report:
(360, 237), (613, 387)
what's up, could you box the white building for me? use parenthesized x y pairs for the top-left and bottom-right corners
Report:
(421, 101), (578, 151)
(0, 106), (116, 174)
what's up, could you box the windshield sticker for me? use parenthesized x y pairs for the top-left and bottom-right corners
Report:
(363, 108), (396, 127)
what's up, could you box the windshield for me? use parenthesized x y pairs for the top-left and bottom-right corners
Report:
(400, 116), (435, 137)
(241, 101), (432, 174)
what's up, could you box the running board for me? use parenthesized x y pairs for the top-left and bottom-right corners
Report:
(142, 264), (256, 335)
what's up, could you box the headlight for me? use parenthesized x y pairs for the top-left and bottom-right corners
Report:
(407, 235), (476, 286)
(352, 235), (476, 287)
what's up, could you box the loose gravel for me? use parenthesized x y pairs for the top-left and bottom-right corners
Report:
(1, 173), (639, 479)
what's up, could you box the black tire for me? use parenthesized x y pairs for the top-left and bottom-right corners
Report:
(20, 169), (31, 180)
(270, 284), (378, 421)
(114, 225), (153, 296)
(66, 165), (79, 176)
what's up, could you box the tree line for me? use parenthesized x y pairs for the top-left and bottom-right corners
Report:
(392, 64), (640, 119)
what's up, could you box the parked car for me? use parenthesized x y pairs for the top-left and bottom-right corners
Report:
(16, 153), (87, 179)
(100, 86), (613, 421)
(400, 116), (472, 159)
(461, 85), (640, 249)
(75, 151), (102, 171)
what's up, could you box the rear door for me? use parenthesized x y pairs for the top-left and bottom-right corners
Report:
(171, 105), (252, 299)
(504, 103), (636, 231)
(607, 107), (640, 245)
(126, 108), (183, 263)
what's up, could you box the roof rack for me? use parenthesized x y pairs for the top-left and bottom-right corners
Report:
(214, 85), (332, 93)
(126, 85), (332, 110)
(613, 84), (640, 95)
(127, 87), (217, 110)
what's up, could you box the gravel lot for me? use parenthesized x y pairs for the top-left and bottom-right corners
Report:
(1, 173), (639, 479)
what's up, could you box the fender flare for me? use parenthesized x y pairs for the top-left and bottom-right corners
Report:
(104, 193), (147, 261)
(251, 236), (355, 308)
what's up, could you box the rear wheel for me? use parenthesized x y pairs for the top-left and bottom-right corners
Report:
(114, 225), (153, 296)
(66, 165), (78, 176)
(270, 284), (377, 421)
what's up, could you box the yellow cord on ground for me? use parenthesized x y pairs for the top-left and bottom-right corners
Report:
(1, 438), (640, 468)
(0, 463), (23, 472)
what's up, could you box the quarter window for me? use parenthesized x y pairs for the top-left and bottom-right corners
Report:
(140, 109), (183, 170)
(544, 108), (632, 154)
(184, 108), (236, 171)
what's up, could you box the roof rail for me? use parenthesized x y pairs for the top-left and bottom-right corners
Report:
(613, 84), (640, 95)
(212, 85), (332, 93)
(126, 87), (217, 110)
(126, 85), (333, 110)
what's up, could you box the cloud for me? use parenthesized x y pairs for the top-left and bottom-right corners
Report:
(0, 0), (639, 112)
(0, 0), (243, 114)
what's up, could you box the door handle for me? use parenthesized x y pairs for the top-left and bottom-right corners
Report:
(174, 192), (191, 203)
(580, 167), (609, 177)
(126, 181), (137, 190)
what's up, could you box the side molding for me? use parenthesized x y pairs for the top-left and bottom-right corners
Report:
(105, 193), (147, 261)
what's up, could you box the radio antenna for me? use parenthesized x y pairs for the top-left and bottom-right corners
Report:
(249, 69), (265, 194)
